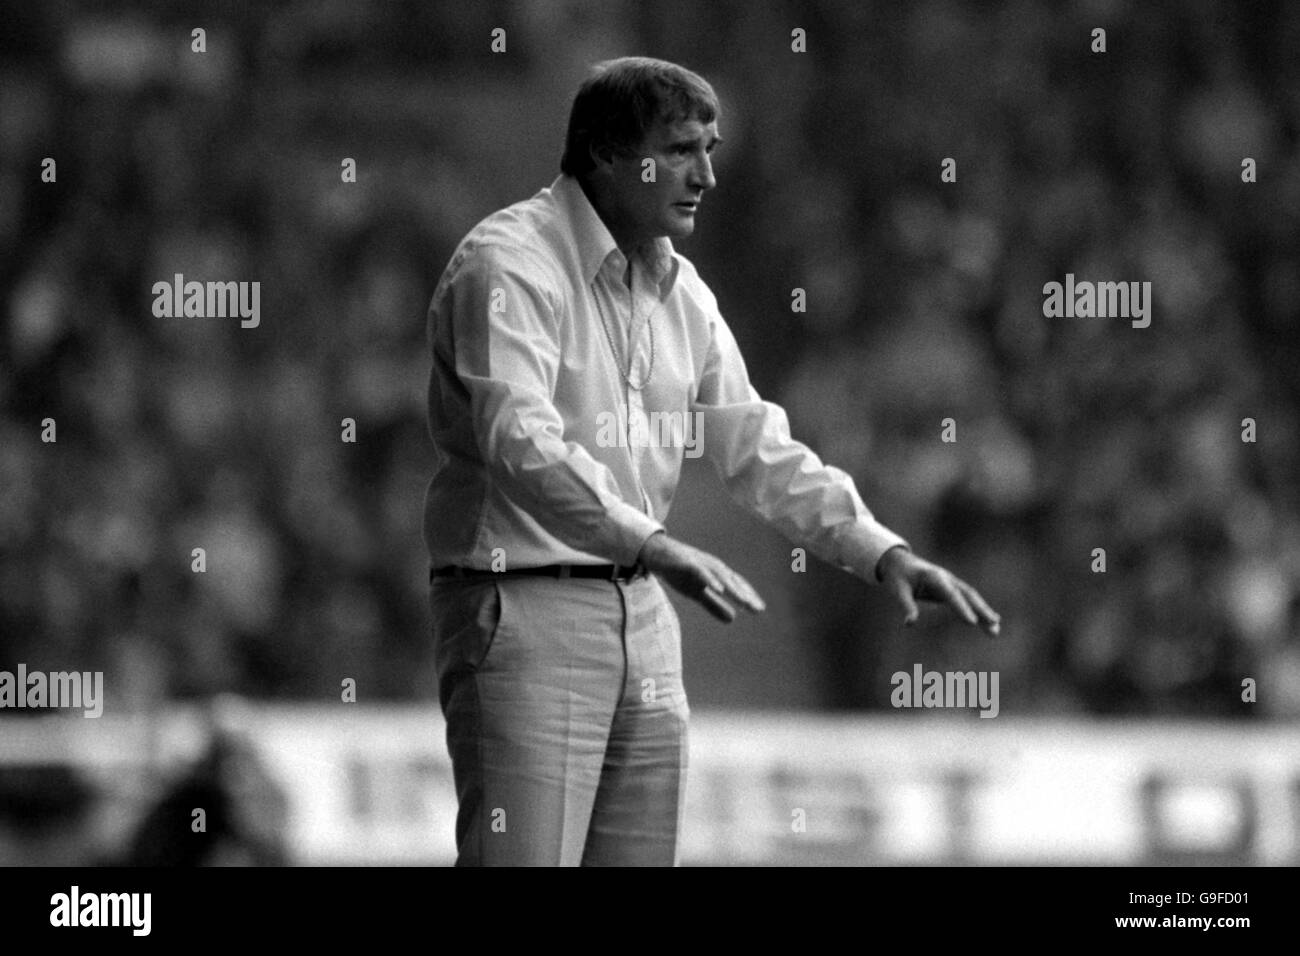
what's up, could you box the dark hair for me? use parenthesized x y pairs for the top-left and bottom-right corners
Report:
(560, 57), (719, 177)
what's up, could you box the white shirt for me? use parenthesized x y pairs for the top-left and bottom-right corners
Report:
(423, 174), (907, 578)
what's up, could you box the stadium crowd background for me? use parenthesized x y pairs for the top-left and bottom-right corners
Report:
(2, 0), (1299, 725)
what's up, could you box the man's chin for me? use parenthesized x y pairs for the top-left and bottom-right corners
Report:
(666, 219), (697, 239)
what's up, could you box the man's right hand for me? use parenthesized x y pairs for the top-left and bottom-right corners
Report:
(637, 531), (766, 623)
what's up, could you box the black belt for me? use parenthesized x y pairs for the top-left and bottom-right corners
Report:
(431, 563), (648, 583)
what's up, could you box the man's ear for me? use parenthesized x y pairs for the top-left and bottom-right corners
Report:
(589, 139), (617, 172)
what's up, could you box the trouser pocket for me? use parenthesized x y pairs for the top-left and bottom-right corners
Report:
(431, 578), (504, 678)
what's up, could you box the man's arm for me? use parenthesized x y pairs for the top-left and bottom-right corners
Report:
(683, 291), (1000, 635)
(689, 300), (904, 580)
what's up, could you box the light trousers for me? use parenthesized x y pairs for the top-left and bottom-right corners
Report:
(430, 573), (690, 866)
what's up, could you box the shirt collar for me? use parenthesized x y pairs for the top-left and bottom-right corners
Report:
(552, 174), (678, 296)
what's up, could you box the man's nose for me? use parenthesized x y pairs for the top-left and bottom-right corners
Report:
(690, 152), (716, 191)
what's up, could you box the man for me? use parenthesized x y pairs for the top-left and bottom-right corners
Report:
(424, 56), (1000, 866)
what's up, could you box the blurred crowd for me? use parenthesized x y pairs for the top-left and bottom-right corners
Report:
(2, 0), (1298, 715)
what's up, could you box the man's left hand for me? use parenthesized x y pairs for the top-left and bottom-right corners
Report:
(876, 546), (1001, 637)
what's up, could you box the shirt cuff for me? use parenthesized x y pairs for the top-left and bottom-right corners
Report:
(830, 518), (910, 584)
(606, 502), (666, 566)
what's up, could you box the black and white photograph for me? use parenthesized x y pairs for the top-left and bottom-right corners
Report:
(0, 0), (1295, 934)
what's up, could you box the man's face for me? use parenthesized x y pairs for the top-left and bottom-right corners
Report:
(605, 114), (720, 249)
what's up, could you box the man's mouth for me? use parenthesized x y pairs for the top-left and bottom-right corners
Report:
(674, 201), (700, 212)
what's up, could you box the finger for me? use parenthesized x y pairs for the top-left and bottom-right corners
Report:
(888, 575), (920, 627)
(700, 586), (736, 623)
(701, 561), (764, 614)
(693, 565), (727, 596)
(723, 572), (765, 613)
(934, 576), (979, 627)
(957, 581), (1001, 635)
